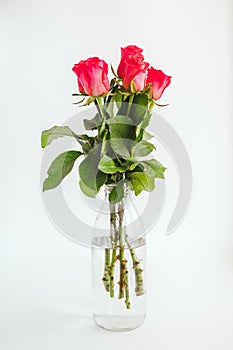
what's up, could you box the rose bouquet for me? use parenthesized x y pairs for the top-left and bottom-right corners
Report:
(41, 45), (171, 314)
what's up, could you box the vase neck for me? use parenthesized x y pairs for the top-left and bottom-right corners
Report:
(104, 184), (131, 212)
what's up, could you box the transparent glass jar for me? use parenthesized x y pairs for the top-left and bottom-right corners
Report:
(92, 184), (146, 331)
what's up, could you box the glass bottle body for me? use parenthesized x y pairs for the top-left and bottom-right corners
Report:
(92, 185), (146, 331)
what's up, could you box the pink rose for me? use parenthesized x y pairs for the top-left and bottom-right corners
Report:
(72, 57), (110, 97)
(146, 67), (171, 100)
(117, 45), (149, 92)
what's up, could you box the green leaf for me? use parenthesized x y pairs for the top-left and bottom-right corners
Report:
(79, 155), (106, 195)
(110, 139), (133, 158)
(130, 81), (137, 93)
(79, 180), (96, 198)
(100, 130), (109, 157)
(126, 172), (155, 196)
(78, 134), (95, 142)
(76, 134), (95, 154)
(108, 115), (136, 158)
(106, 97), (114, 118)
(83, 113), (101, 130)
(82, 96), (95, 106)
(129, 93), (149, 125)
(114, 93), (122, 109)
(43, 151), (82, 191)
(122, 94), (130, 102)
(98, 155), (126, 174)
(140, 111), (151, 130)
(96, 171), (107, 189)
(77, 140), (92, 154)
(128, 161), (139, 171)
(134, 140), (155, 157)
(141, 159), (166, 179)
(143, 130), (154, 141)
(136, 111), (153, 142)
(109, 181), (125, 203)
(41, 126), (76, 148)
(136, 127), (144, 142)
(128, 164), (144, 172)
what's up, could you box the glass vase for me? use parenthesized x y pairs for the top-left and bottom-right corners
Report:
(92, 184), (146, 331)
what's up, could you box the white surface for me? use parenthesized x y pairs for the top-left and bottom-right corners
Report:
(1, 0), (233, 349)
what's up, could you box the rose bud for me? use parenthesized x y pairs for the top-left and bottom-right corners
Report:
(146, 67), (171, 100)
(117, 45), (149, 92)
(72, 57), (110, 97)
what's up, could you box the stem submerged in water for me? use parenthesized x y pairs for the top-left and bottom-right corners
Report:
(124, 261), (130, 309)
(109, 209), (117, 298)
(118, 247), (125, 299)
(125, 234), (144, 296)
(102, 194), (144, 309)
(102, 248), (110, 292)
(118, 208), (126, 299)
(109, 248), (117, 297)
(129, 247), (144, 296)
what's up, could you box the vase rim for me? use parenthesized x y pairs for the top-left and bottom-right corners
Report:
(104, 182), (130, 192)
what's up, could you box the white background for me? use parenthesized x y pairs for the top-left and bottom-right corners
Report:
(1, 0), (233, 349)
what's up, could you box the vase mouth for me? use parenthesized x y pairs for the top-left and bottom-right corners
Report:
(103, 183), (132, 210)
(104, 183), (130, 193)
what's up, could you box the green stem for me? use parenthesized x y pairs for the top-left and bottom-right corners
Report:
(94, 98), (106, 137)
(118, 208), (125, 299)
(102, 248), (110, 292)
(109, 209), (117, 298)
(130, 247), (144, 296)
(126, 94), (134, 117)
(118, 248), (125, 299)
(117, 208), (131, 308)
(97, 96), (105, 116)
(109, 248), (117, 297)
(125, 236), (144, 296)
(94, 99), (103, 121)
(124, 261), (130, 309)
(100, 129), (108, 157)
(149, 100), (155, 113)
